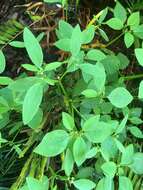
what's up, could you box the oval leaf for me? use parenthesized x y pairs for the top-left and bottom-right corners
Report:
(34, 130), (69, 157)
(73, 137), (87, 166)
(73, 179), (96, 190)
(62, 112), (75, 131)
(23, 27), (43, 68)
(108, 87), (133, 108)
(22, 83), (43, 124)
(106, 18), (124, 30)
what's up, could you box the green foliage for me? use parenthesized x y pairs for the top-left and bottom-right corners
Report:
(23, 28), (43, 68)
(73, 179), (96, 190)
(0, 1), (143, 190)
(0, 19), (24, 45)
(22, 83), (44, 124)
(108, 87), (133, 108)
(0, 51), (6, 73)
(106, 18), (124, 30)
(34, 130), (69, 157)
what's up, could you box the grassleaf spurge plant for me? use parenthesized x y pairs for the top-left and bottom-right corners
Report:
(0, 1), (143, 190)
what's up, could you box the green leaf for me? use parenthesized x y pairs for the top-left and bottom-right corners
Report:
(83, 121), (114, 143)
(135, 48), (143, 66)
(101, 137), (118, 159)
(129, 127), (143, 138)
(96, 178), (104, 190)
(55, 39), (71, 51)
(8, 77), (43, 92)
(62, 112), (75, 131)
(0, 132), (7, 147)
(0, 77), (13, 85)
(63, 149), (74, 176)
(124, 32), (134, 48)
(101, 55), (120, 82)
(82, 115), (100, 131)
(73, 136), (87, 166)
(99, 29), (109, 42)
(127, 12), (140, 26)
(106, 18), (124, 30)
(81, 89), (97, 98)
(119, 176), (133, 190)
(101, 102), (113, 114)
(129, 152), (143, 174)
(129, 107), (142, 118)
(86, 147), (98, 159)
(80, 63), (106, 93)
(138, 80), (143, 99)
(101, 161), (117, 178)
(58, 20), (73, 39)
(34, 130), (69, 157)
(114, 138), (125, 153)
(117, 52), (129, 70)
(0, 51), (6, 74)
(73, 179), (96, 190)
(26, 176), (49, 190)
(76, 167), (94, 179)
(70, 25), (82, 56)
(132, 25), (143, 39)
(108, 87), (133, 108)
(114, 2), (127, 22)
(116, 115), (128, 134)
(98, 8), (108, 24)
(9, 41), (24, 48)
(129, 117), (143, 125)
(23, 27), (43, 68)
(44, 62), (63, 71)
(22, 83), (43, 124)
(82, 25), (95, 44)
(37, 32), (45, 42)
(43, 77), (57, 86)
(121, 144), (134, 166)
(10, 33), (44, 48)
(22, 64), (39, 72)
(104, 177), (114, 190)
(87, 49), (106, 62)
(28, 108), (43, 129)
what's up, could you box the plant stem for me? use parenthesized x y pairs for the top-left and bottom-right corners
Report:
(19, 132), (37, 158)
(60, 71), (68, 81)
(132, 174), (139, 186)
(10, 153), (33, 190)
(29, 156), (38, 177)
(121, 74), (143, 81)
(37, 157), (48, 180)
(58, 79), (72, 114)
(134, 177), (142, 190)
(58, 79), (68, 97)
(105, 32), (124, 47)
(72, 104), (86, 121)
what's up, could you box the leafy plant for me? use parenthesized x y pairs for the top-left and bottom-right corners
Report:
(0, 1), (143, 190)
(0, 19), (24, 46)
